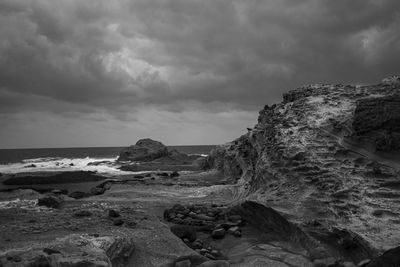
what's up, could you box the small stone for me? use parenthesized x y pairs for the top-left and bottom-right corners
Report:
(12, 255), (22, 262)
(43, 248), (61, 255)
(181, 209), (190, 215)
(372, 209), (383, 217)
(342, 262), (356, 267)
(108, 209), (120, 218)
(233, 230), (242, 237)
(313, 257), (337, 267)
(205, 253), (216, 260)
(228, 215), (242, 222)
(357, 259), (370, 266)
(220, 222), (239, 230)
(113, 219), (124, 226)
(200, 248), (210, 255)
(194, 213), (214, 221)
(175, 259), (191, 267)
(170, 171), (180, 178)
(211, 228), (225, 239)
(38, 195), (63, 209)
(198, 260), (230, 267)
(90, 186), (106, 195)
(68, 191), (87, 199)
(73, 210), (92, 217)
(51, 189), (67, 195)
(126, 220), (137, 228)
(227, 226), (240, 234)
(172, 204), (185, 211)
(192, 239), (203, 249)
(170, 225), (197, 242)
(210, 250), (219, 257)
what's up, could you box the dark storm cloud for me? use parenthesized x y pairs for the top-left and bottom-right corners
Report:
(1, 0), (400, 147)
(1, 0), (400, 113)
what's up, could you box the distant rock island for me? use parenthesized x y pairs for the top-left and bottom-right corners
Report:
(117, 138), (205, 171)
(118, 138), (170, 161)
(1, 76), (400, 266)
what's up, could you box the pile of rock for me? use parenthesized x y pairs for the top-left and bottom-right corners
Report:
(165, 203), (243, 260)
(164, 204), (243, 232)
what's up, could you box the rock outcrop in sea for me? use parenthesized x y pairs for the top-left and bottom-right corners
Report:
(118, 138), (204, 171)
(206, 76), (400, 257)
(118, 138), (170, 162)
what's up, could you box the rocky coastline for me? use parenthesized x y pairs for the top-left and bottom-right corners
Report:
(1, 76), (400, 266)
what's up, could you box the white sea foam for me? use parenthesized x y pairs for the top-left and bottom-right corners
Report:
(0, 157), (131, 175)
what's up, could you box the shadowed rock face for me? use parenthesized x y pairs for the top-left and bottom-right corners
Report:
(353, 95), (400, 151)
(365, 246), (400, 267)
(205, 77), (400, 255)
(118, 138), (169, 162)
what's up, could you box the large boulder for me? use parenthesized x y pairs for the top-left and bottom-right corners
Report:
(37, 194), (64, 209)
(118, 138), (169, 162)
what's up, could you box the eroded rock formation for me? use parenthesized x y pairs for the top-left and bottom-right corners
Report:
(206, 76), (400, 259)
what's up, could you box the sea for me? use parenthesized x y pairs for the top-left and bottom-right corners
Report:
(0, 145), (215, 175)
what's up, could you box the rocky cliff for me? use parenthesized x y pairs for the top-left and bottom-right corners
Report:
(206, 76), (400, 251)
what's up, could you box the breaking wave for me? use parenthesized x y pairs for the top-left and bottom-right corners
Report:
(0, 156), (129, 175)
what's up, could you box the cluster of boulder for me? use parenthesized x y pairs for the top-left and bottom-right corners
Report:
(165, 204), (243, 260)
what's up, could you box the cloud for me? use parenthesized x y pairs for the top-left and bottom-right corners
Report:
(0, 0), (400, 147)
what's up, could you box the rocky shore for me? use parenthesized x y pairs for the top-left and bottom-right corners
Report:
(1, 76), (400, 266)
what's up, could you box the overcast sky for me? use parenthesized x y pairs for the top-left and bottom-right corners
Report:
(0, 0), (399, 148)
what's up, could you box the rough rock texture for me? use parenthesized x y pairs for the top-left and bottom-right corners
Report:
(205, 76), (400, 255)
(0, 234), (135, 267)
(118, 138), (169, 161)
(353, 95), (400, 151)
(365, 246), (400, 267)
